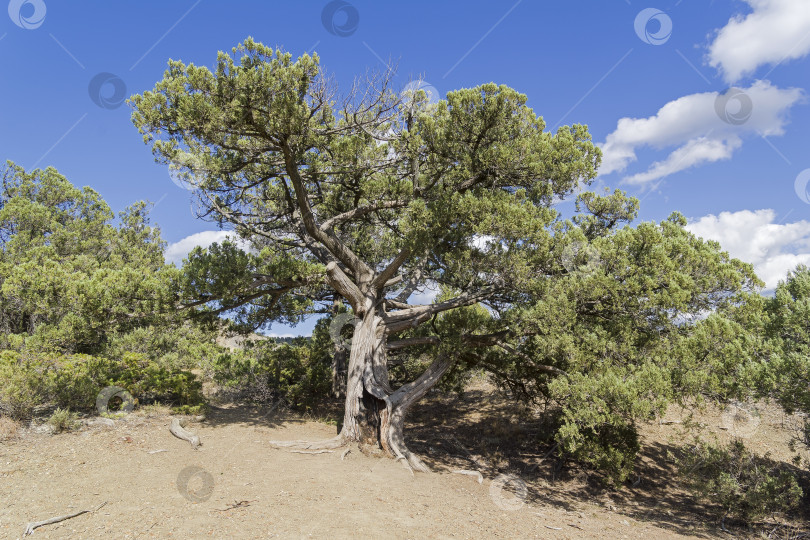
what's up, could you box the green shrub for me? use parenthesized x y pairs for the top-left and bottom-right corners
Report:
(213, 339), (331, 411)
(171, 403), (207, 415)
(674, 439), (802, 524)
(545, 364), (668, 486)
(0, 349), (205, 419)
(47, 407), (80, 433)
(0, 350), (49, 419)
(46, 354), (121, 411)
(556, 417), (641, 486)
(110, 352), (204, 408)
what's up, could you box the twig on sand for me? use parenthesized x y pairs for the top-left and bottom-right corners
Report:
(23, 501), (107, 537)
(215, 500), (255, 512)
(147, 449), (168, 454)
(289, 449), (334, 454)
(170, 417), (201, 450)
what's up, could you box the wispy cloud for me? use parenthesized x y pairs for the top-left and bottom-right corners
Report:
(599, 81), (803, 185)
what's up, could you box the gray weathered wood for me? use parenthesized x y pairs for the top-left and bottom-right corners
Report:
(170, 417), (201, 449)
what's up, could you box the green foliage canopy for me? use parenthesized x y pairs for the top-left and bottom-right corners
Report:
(0, 162), (208, 417)
(0, 161), (172, 354)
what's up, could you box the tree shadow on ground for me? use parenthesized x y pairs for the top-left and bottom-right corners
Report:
(404, 386), (810, 539)
(197, 383), (809, 538)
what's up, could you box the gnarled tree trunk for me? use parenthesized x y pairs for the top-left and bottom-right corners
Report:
(270, 265), (465, 471)
(337, 308), (452, 471)
(339, 310), (387, 445)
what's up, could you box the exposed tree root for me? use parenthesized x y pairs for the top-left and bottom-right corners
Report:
(341, 448), (351, 460)
(289, 449), (335, 454)
(170, 417), (201, 449)
(387, 438), (431, 473)
(395, 455), (415, 476)
(267, 434), (346, 451)
(452, 469), (484, 484)
(23, 501), (107, 537)
(404, 451), (430, 473)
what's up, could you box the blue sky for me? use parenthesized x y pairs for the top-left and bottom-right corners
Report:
(3, 0), (810, 336)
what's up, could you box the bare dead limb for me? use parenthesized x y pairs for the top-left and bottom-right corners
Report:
(23, 501), (107, 537)
(452, 469), (483, 484)
(170, 417), (201, 450)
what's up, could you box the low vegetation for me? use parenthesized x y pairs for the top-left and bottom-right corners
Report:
(46, 407), (80, 433)
(673, 439), (803, 526)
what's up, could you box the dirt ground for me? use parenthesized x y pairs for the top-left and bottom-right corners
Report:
(1, 383), (808, 539)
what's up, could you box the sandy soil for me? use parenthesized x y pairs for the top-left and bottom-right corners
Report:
(1, 387), (807, 539)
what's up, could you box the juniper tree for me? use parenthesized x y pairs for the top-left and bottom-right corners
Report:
(131, 39), (760, 476)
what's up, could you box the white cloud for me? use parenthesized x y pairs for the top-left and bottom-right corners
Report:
(623, 137), (742, 185)
(164, 231), (246, 266)
(686, 208), (810, 290)
(599, 80), (803, 185)
(708, 0), (810, 83)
